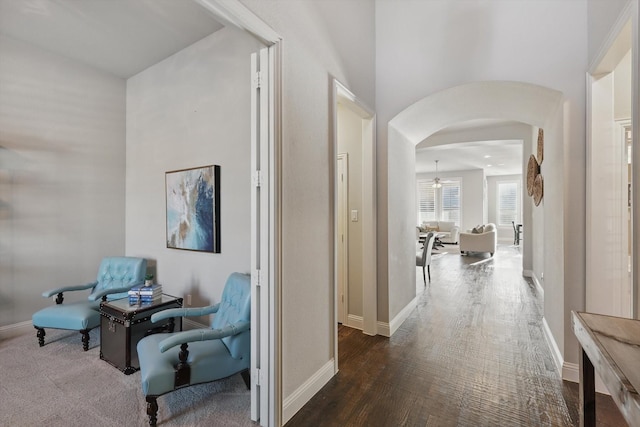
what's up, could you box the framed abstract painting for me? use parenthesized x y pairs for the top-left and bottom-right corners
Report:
(165, 165), (220, 253)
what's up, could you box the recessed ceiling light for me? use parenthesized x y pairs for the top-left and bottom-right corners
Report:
(487, 164), (493, 167)
(484, 155), (491, 158)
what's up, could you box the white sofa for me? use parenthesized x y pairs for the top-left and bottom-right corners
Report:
(459, 223), (497, 256)
(420, 221), (460, 244)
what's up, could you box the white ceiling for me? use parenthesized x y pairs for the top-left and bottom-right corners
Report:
(416, 139), (523, 176)
(415, 119), (524, 176)
(0, 0), (225, 78)
(0, 1), (524, 177)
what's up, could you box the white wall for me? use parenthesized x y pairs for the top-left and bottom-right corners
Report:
(417, 169), (484, 233)
(376, 0), (587, 372)
(125, 27), (261, 315)
(0, 35), (126, 327)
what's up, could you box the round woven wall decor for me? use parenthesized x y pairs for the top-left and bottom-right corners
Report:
(527, 154), (539, 196)
(537, 128), (544, 164)
(533, 174), (544, 206)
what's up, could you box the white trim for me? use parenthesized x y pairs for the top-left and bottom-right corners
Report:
(182, 318), (207, 330)
(523, 270), (544, 296)
(376, 321), (391, 337)
(193, 0), (281, 45)
(0, 320), (32, 341)
(282, 359), (334, 424)
(588, 1), (633, 74)
(542, 317), (563, 375)
(563, 362), (610, 395)
(562, 362), (579, 384)
(377, 297), (417, 338)
(346, 314), (363, 331)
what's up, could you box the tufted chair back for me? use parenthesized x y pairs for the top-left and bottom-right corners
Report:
(94, 257), (147, 300)
(211, 272), (251, 359)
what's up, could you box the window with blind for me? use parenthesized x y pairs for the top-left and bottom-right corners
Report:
(497, 181), (520, 226)
(417, 178), (461, 225)
(417, 180), (436, 224)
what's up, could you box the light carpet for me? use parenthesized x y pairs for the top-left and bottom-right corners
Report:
(0, 328), (256, 427)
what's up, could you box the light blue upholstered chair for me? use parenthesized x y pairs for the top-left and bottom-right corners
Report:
(137, 272), (251, 427)
(32, 256), (147, 351)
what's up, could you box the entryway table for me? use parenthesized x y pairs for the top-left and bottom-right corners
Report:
(571, 311), (640, 427)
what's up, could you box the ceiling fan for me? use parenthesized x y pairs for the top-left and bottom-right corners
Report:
(432, 160), (453, 188)
(432, 160), (443, 188)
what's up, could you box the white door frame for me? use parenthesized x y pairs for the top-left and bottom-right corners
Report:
(332, 80), (377, 372)
(585, 3), (636, 318)
(195, 1), (282, 425)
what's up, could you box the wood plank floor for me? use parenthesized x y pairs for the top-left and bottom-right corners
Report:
(286, 245), (628, 426)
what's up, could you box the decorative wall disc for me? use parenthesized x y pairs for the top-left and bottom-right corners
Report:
(533, 174), (544, 206)
(537, 128), (544, 164)
(527, 154), (539, 197)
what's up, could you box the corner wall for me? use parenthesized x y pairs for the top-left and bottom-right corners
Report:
(125, 27), (261, 309)
(0, 35), (126, 328)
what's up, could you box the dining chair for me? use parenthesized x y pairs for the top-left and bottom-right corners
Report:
(512, 221), (523, 245)
(416, 232), (436, 284)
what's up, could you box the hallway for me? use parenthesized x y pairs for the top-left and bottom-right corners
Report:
(287, 245), (625, 426)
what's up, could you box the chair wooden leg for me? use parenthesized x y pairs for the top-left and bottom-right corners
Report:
(422, 266), (426, 284)
(35, 327), (45, 347)
(146, 396), (158, 426)
(80, 329), (90, 351)
(241, 368), (251, 389)
(427, 265), (431, 282)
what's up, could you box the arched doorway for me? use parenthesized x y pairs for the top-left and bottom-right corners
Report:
(385, 80), (571, 376)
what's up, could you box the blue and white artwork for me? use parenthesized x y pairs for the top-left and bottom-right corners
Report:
(166, 165), (220, 253)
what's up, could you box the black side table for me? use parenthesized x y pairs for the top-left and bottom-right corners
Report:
(100, 294), (183, 374)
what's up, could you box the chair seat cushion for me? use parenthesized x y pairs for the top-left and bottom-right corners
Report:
(32, 300), (101, 331)
(137, 332), (250, 396)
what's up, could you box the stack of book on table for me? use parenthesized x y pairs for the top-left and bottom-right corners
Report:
(128, 284), (162, 305)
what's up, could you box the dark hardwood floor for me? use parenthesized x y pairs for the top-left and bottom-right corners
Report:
(286, 245), (628, 426)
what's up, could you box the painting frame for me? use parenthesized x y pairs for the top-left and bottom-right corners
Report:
(165, 165), (221, 253)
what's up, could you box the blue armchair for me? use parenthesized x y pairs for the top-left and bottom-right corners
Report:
(136, 272), (251, 426)
(32, 256), (147, 351)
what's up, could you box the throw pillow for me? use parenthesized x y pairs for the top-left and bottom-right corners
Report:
(471, 225), (485, 234)
(426, 226), (439, 232)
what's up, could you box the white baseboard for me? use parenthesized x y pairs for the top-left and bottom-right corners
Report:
(563, 362), (609, 395)
(183, 318), (207, 330)
(542, 317), (563, 375)
(282, 359), (335, 424)
(523, 270), (544, 296)
(376, 320), (390, 337)
(346, 314), (363, 331)
(0, 320), (33, 341)
(377, 296), (417, 338)
(542, 317), (610, 395)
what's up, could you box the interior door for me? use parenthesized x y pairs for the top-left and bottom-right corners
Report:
(337, 154), (348, 324)
(250, 46), (273, 426)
